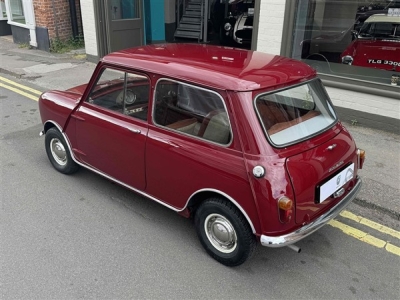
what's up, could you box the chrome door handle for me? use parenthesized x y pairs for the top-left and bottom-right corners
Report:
(128, 128), (141, 134)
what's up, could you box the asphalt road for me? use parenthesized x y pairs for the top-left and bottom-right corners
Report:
(1, 80), (399, 299)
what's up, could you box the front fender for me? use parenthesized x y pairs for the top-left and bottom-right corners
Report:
(39, 90), (81, 131)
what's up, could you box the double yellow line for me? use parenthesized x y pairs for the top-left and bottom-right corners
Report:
(1, 75), (399, 257)
(0, 75), (42, 101)
(329, 211), (400, 256)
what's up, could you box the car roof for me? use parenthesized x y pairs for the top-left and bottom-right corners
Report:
(365, 14), (400, 23)
(102, 44), (316, 91)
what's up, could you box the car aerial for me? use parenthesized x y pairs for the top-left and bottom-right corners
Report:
(341, 14), (400, 71)
(39, 43), (365, 266)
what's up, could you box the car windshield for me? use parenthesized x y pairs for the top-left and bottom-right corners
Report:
(359, 22), (400, 39)
(255, 79), (337, 147)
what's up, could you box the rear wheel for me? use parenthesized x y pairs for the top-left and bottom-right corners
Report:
(194, 198), (257, 266)
(45, 127), (79, 174)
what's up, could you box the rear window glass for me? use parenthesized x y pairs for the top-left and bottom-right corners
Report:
(255, 79), (337, 147)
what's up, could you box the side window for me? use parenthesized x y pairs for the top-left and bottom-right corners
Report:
(87, 68), (150, 121)
(154, 80), (231, 145)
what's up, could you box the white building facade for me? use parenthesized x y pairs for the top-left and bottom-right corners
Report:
(80, 0), (400, 133)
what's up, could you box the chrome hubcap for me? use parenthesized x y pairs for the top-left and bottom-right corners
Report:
(50, 138), (67, 166)
(204, 213), (237, 253)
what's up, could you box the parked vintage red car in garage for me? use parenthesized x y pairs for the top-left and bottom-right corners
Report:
(39, 44), (364, 266)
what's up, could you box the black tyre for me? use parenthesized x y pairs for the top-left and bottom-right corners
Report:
(195, 198), (257, 266)
(45, 127), (79, 174)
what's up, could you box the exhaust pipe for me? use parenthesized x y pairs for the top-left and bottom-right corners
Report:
(287, 244), (301, 253)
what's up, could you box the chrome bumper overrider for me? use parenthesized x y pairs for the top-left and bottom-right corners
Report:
(260, 177), (362, 247)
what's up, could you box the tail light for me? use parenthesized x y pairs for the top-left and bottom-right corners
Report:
(357, 149), (366, 169)
(278, 196), (293, 223)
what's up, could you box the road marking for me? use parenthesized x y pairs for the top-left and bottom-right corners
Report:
(0, 82), (39, 101)
(329, 219), (400, 257)
(340, 210), (400, 240)
(0, 75), (42, 96)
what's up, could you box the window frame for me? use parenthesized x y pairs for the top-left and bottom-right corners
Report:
(84, 66), (151, 122)
(0, 0), (7, 21)
(152, 78), (234, 147)
(254, 78), (338, 149)
(280, 1), (400, 100)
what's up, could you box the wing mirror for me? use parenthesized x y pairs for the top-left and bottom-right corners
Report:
(351, 30), (358, 40)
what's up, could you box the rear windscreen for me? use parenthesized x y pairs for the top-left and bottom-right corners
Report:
(255, 79), (337, 147)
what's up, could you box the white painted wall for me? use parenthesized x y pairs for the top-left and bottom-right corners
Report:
(256, 0), (285, 55)
(326, 87), (400, 120)
(80, 0), (98, 57)
(256, 0), (400, 121)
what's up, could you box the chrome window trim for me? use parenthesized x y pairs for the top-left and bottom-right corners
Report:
(152, 78), (234, 148)
(42, 121), (256, 234)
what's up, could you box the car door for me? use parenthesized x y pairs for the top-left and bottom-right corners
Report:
(71, 66), (150, 190)
(146, 79), (251, 210)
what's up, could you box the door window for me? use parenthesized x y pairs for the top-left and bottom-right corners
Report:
(153, 79), (231, 145)
(110, 0), (140, 20)
(87, 68), (149, 121)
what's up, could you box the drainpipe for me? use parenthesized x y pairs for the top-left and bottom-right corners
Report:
(68, 0), (79, 38)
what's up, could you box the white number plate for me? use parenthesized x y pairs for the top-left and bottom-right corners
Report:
(319, 163), (354, 203)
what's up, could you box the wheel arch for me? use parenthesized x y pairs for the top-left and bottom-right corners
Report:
(184, 188), (256, 234)
(44, 120), (60, 133)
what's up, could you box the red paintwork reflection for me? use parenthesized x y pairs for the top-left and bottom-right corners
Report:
(104, 44), (316, 91)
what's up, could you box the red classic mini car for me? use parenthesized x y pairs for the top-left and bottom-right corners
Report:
(39, 44), (364, 266)
(341, 14), (400, 71)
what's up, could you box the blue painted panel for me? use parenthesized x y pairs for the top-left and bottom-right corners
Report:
(144, 0), (165, 42)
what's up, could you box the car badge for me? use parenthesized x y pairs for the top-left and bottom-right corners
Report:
(329, 160), (344, 173)
(336, 175), (341, 186)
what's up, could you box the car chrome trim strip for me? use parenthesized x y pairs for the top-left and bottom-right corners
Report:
(43, 122), (256, 233)
(185, 188), (256, 233)
(260, 177), (362, 248)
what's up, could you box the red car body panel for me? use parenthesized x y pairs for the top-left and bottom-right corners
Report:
(341, 39), (400, 71)
(103, 44), (316, 91)
(39, 90), (80, 130)
(38, 44), (362, 244)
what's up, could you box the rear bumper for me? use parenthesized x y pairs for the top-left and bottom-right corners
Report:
(260, 177), (362, 247)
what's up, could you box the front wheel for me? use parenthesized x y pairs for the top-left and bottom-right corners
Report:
(194, 198), (257, 266)
(45, 127), (79, 174)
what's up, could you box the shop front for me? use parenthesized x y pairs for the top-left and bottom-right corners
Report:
(0, 0), (11, 36)
(256, 0), (399, 133)
(3, 0), (37, 46)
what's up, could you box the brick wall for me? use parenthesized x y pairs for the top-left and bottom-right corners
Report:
(33, 0), (82, 41)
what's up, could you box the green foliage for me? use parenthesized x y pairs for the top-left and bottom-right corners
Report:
(351, 119), (358, 126)
(18, 43), (32, 49)
(50, 35), (85, 53)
